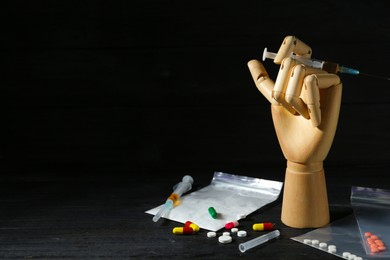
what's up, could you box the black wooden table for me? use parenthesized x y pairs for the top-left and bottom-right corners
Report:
(1, 167), (389, 259)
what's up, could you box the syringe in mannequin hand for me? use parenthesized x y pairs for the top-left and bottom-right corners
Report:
(263, 48), (389, 80)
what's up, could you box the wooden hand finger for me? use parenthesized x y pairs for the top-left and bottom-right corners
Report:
(247, 60), (278, 105)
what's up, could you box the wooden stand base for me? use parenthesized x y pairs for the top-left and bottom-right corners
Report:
(281, 162), (330, 228)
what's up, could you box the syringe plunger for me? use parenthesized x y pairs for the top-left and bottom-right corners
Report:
(173, 175), (194, 196)
(262, 48), (277, 61)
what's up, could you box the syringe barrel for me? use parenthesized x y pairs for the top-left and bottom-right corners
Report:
(152, 200), (173, 222)
(292, 55), (342, 74)
(292, 55), (323, 69)
(173, 182), (192, 197)
(239, 230), (280, 253)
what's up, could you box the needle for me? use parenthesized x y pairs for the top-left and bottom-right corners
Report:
(358, 72), (390, 81)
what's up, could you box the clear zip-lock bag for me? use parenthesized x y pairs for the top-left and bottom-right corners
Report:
(291, 186), (390, 259)
(292, 214), (369, 260)
(146, 171), (283, 231)
(351, 186), (390, 258)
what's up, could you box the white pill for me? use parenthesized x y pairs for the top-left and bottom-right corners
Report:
(231, 228), (238, 233)
(218, 235), (232, 243)
(237, 230), (247, 237)
(354, 257), (362, 260)
(223, 232), (230, 236)
(319, 242), (327, 249)
(303, 239), (312, 244)
(207, 231), (216, 238)
(342, 252), (351, 258)
(348, 254), (356, 260)
(311, 240), (319, 246)
(328, 245), (336, 253)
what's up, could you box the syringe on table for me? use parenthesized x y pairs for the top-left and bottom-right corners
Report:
(152, 175), (194, 222)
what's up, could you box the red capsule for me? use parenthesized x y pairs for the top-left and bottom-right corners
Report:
(225, 221), (239, 230)
(184, 221), (200, 232)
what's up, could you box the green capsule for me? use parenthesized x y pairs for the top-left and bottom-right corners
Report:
(208, 207), (217, 219)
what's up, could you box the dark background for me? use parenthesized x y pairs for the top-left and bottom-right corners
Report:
(1, 0), (389, 259)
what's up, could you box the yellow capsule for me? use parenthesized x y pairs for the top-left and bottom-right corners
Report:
(252, 222), (275, 231)
(172, 226), (194, 235)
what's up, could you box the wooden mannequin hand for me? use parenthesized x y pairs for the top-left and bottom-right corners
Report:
(247, 36), (343, 228)
(247, 35), (342, 168)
